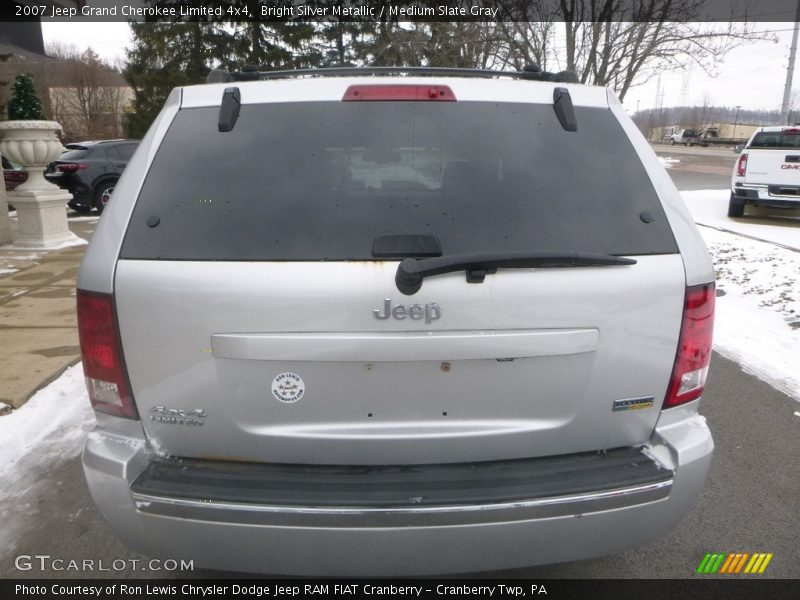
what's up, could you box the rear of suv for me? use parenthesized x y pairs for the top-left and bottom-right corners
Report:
(46, 139), (139, 214)
(729, 126), (800, 217)
(79, 67), (715, 576)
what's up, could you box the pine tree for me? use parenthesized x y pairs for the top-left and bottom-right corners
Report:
(7, 73), (44, 120)
(124, 19), (234, 138)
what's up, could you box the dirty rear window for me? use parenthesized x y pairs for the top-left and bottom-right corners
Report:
(121, 101), (677, 260)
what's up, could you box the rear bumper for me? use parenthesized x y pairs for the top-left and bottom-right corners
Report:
(46, 173), (90, 207)
(732, 183), (800, 208)
(83, 405), (713, 576)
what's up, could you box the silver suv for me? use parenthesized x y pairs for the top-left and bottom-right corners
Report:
(78, 67), (715, 576)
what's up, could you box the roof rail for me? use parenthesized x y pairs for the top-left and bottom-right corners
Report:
(205, 65), (579, 85)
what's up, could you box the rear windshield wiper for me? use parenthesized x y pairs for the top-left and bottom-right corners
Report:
(395, 251), (637, 295)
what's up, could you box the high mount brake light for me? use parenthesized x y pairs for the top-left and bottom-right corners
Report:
(77, 290), (138, 419)
(342, 84), (456, 102)
(664, 284), (715, 409)
(736, 153), (748, 177)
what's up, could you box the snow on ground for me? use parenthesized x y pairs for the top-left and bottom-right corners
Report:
(699, 226), (800, 401)
(658, 156), (681, 169)
(682, 189), (800, 250)
(0, 364), (94, 548)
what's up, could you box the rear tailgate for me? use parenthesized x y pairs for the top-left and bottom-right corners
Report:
(115, 82), (684, 465)
(115, 257), (684, 464)
(744, 130), (800, 186)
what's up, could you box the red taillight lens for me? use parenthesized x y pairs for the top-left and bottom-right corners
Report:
(664, 284), (715, 408)
(736, 153), (748, 177)
(342, 84), (456, 102)
(57, 163), (89, 173)
(77, 290), (138, 419)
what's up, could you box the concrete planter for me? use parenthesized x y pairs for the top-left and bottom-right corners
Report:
(0, 120), (73, 248)
(0, 120), (64, 192)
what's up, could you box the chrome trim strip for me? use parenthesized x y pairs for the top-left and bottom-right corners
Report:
(132, 479), (673, 527)
(211, 328), (599, 362)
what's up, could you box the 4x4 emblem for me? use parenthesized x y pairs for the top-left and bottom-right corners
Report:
(373, 298), (441, 323)
(149, 406), (206, 426)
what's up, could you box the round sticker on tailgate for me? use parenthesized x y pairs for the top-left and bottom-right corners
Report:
(271, 372), (305, 403)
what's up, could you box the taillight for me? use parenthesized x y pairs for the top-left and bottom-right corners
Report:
(342, 84), (456, 102)
(77, 290), (138, 419)
(736, 153), (748, 177)
(664, 284), (715, 409)
(57, 163), (89, 173)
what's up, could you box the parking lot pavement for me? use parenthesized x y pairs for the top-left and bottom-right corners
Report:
(0, 216), (94, 410)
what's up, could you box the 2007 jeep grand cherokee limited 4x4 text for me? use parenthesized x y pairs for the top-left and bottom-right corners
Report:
(78, 66), (715, 576)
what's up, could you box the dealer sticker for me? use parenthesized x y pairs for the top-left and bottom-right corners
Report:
(271, 372), (305, 403)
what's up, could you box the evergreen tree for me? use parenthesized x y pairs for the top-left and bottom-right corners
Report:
(228, 1), (321, 69)
(124, 18), (234, 138)
(7, 73), (44, 120)
(122, 2), (321, 137)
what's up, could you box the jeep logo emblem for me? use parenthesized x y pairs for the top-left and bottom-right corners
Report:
(373, 298), (441, 323)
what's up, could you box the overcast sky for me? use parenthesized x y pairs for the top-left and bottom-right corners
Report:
(41, 21), (798, 119)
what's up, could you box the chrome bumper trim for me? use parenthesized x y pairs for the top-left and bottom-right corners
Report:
(132, 479), (673, 527)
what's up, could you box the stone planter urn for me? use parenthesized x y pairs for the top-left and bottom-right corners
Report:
(0, 120), (73, 248)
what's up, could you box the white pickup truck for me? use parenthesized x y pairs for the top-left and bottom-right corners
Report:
(730, 126), (800, 217)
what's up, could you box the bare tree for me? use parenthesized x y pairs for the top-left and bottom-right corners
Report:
(43, 43), (130, 140)
(497, 0), (773, 100)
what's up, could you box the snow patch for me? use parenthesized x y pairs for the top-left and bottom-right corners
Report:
(0, 364), (93, 482)
(658, 156), (681, 169)
(7, 254), (41, 261)
(681, 189), (800, 250)
(0, 268), (17, 275)
(699, 225), (800, 401)
(0, 364), (94, 548)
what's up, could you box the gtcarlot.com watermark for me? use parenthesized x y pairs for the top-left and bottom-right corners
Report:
(14, 554), (193, 572)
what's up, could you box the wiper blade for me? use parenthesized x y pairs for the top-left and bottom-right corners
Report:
(395, 251), (637, 295)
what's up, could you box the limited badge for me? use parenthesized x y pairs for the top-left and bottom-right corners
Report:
(612, 396), (655, 412)
(271, 372), (305, 403)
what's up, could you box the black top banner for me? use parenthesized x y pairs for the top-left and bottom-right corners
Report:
(2, 0), (799, 23)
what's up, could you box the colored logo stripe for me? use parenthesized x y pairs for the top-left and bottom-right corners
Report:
(697, 552), (773, 574)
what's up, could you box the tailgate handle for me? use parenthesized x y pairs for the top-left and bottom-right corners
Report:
(785, 155), (800, 162)
(211, 329), (599, 362)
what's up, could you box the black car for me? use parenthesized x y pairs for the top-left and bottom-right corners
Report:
(46, 139), (140, 213)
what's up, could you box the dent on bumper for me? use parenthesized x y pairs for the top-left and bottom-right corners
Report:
(82, 408), (713, 576)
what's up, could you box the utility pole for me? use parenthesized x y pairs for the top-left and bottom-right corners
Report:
(781, 0), (800, 124)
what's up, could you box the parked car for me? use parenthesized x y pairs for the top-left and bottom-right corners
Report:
(729, 126), (800, 217)
(3, 156), (27, 192)
(670, 128), (704, 146)
(79, 67), (715, 576)
(45, 139), (139, 214)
